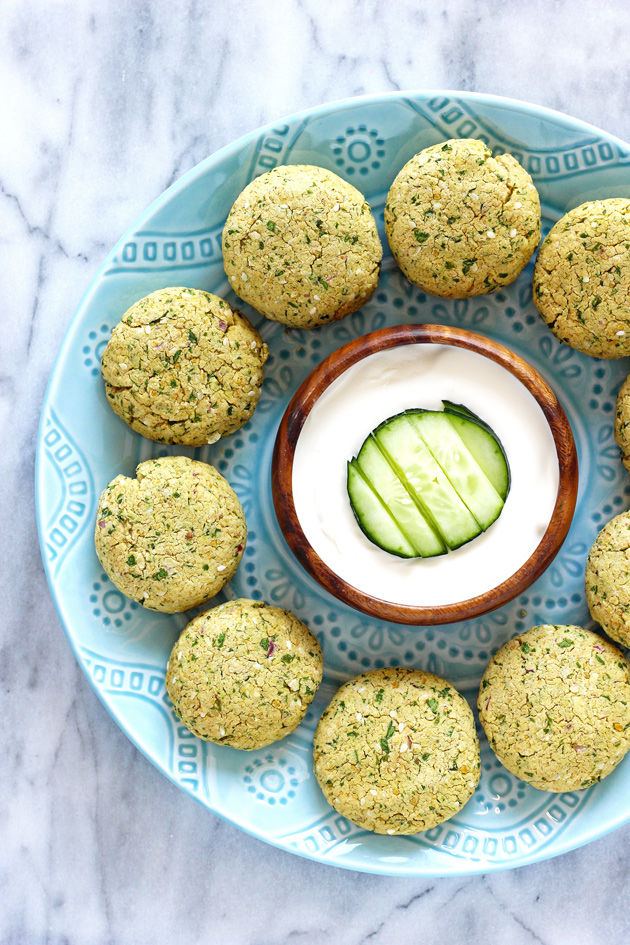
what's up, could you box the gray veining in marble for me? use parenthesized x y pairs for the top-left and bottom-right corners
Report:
(4, 1), (630, 943)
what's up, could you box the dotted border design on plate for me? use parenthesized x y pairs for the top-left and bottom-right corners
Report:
(407, 95), (630, 181)
(40, 409), (95, 576)
(81, 647), (213, 801)
(277, 790), (591, 866)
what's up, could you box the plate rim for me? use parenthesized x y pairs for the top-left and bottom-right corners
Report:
(35, 88), (630, 877)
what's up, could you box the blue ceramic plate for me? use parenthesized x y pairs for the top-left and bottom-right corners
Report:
(36, 92), (630, 876)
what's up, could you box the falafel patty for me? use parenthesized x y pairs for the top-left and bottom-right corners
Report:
(614, 375), (630, 473)
(166, 599), (323, 749)
(478, 624), (630, 791)
(313, 667), (480, 834)
(385, 138), (540, 298)
(533, 199), (630, 358)
(586, 512), (630, 648)
(95, 456), (246, 613)
(223, 164), (382, 328)
(101, 287), (268, 446)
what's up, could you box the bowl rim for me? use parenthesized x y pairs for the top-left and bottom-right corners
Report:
(272, 323), (578, 625)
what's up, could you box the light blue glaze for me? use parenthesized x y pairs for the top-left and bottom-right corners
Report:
(36, 91), (630, 876)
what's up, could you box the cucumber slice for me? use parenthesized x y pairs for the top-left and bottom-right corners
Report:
(374, 414), (481, 550)
(442, 401), (505, 444)
(347, 461), (416, 558)
(355, 438), (445, 557)
(441, 400), (481, 423)
(347, 403), (509, 558)
(407, 410), (504, 530)
(443, 409), (510, 500)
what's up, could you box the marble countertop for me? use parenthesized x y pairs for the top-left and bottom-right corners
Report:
(5, 1), (630, 942)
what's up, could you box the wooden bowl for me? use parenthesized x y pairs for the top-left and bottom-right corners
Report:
(272, 324), (578, 626)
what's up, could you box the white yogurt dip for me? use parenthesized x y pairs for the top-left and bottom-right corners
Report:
(291, 343), (559, 607)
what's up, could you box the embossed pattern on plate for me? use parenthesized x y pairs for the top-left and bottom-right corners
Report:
(36, 92), (630, 876)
